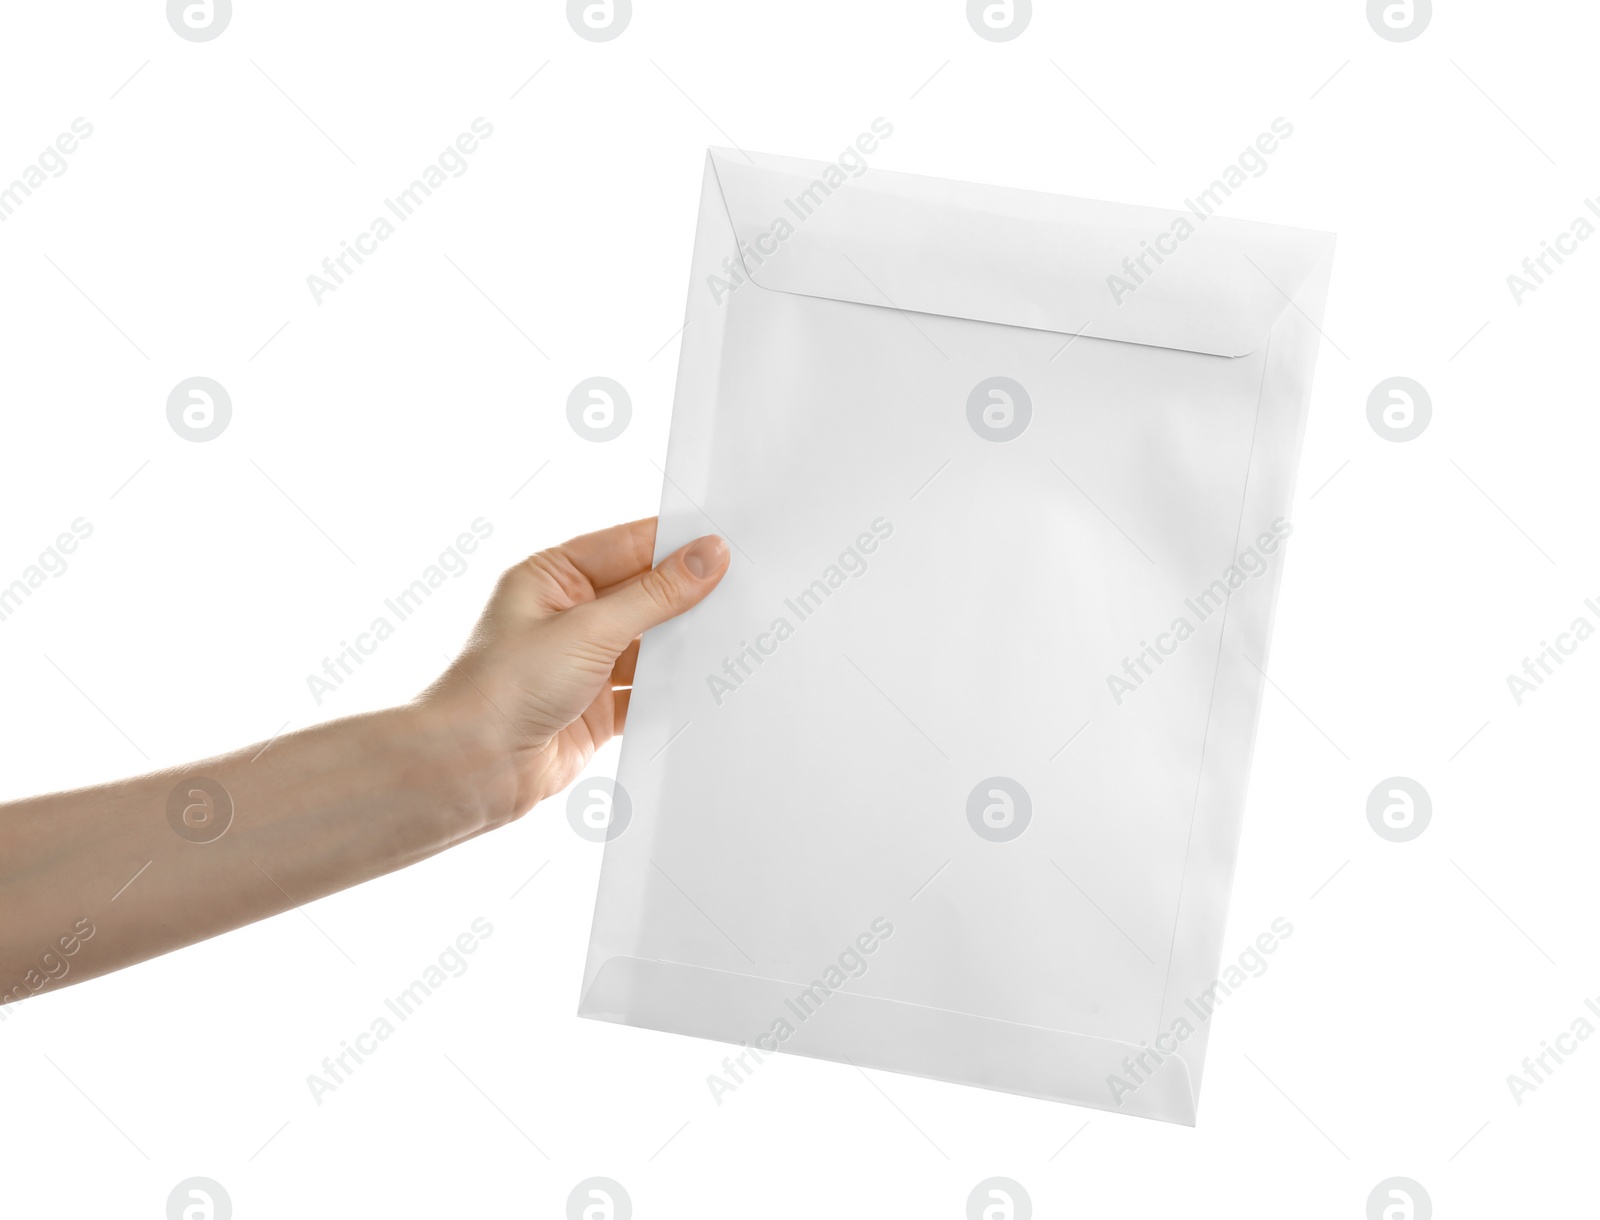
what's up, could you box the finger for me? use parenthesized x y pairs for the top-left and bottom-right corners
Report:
(610, 639), (640, 688)
(613, 688), (631, 735)
(547, 518), (657, 591)
(593, 568), (651, 599)
(571, 535), (730, 652)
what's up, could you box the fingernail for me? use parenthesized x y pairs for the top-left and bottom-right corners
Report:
(683, 535), (727, 579)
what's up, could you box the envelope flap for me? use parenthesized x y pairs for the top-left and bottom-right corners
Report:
(708, 148), (1334, 358)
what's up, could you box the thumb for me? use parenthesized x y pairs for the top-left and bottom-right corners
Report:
(574, 534), (730, 652)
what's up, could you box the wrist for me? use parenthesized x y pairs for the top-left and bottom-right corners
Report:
(399, 696), (540, 834)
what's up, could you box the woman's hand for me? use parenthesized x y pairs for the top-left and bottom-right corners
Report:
(421, 517), (730, 822)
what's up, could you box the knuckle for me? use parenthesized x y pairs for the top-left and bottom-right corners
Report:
(515, 549), (591, 607)
(521, 548), (566, 586)
(637, 567), (681, 614)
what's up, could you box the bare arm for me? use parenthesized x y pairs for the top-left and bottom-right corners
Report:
(0, 519), (729, 1003)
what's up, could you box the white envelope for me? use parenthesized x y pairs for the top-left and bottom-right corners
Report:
(579, 148), (1335, 1124)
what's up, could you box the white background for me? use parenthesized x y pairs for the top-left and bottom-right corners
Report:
(1, 1), (1596, 1216)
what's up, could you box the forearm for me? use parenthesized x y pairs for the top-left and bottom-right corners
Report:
(0, 518), (728, 1007)
(0, 703), (515, 1003)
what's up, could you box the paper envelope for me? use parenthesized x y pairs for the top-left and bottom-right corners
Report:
(578, 148), (1335, 1124)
